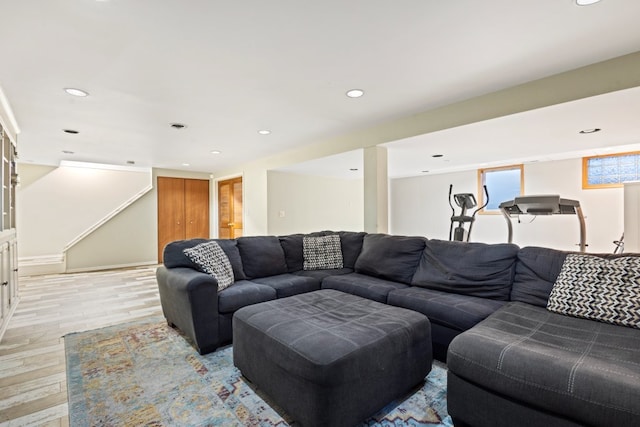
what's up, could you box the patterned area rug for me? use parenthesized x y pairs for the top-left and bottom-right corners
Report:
(65, 317), (453, 426)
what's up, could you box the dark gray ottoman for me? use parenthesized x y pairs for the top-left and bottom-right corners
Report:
(233, 289), (432, 427)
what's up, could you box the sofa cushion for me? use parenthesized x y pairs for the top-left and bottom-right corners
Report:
(303, 234), (344, 270)
(547, 254), (640, 329)
(354, 234), (426, 284)
(236, 236), (288, 279)
(510, 246), (569, 307)
(279, 233), (306, 272)
(512, 247), (640, 307)
(411, 240), (518, 301)
(163, 238), (246, 280)
(337, 231), (367, 269)
(217, 280), (277, 314)
(293, 268), (354, 280)
(183, 241), (235, 291)
(447, 302), (640, 427)
(388, 286), (506, 331)
(279, 231), (366, 272)
(321, 272), (409, 303)
(251, 273), (321, 298)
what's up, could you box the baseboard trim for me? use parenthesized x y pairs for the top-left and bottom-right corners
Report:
(18, 255), (65, 276)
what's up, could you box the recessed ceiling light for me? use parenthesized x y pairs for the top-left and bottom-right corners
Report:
(349, 168), (359, 171)
(432, 154), (444, 158)
(421, 170), (429, 173)
(576, 0), (601, 5)
(579, 128), (601, 134)
(126, 160), (135, 165)
(63, 129), (79, 134)
(64, 88), (89, 97)
(210, 150), (222, 155)
(62, 150), (75, 154)
(346, 89), (364, 98)
(170, 123), (187, 129)
(258, 129), (271, 135)
(182, 163), (190, 166)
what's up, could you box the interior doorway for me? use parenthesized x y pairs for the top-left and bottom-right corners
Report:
(218, 177), (243, 239)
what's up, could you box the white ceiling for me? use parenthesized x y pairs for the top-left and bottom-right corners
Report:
(1, 0), (640, 177)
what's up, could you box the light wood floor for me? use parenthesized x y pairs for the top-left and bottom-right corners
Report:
(0, 266), (163, 426)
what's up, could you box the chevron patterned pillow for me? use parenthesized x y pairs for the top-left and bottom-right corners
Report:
(547, 254), (640, 329)
(183, 241), (235, 291)
(303, 235), (344, 270)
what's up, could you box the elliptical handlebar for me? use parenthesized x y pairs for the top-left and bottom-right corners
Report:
(448, 184), (455, 214)
(472, 185), (489, 217)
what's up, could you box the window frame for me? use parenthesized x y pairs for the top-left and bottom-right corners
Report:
(477, 164), (524, 214)
(582, 150), (640, 189)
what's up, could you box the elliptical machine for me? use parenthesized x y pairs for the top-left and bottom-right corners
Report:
(448, 184), (489, 242)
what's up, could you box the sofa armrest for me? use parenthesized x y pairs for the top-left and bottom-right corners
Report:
(156, 266), (221, 354)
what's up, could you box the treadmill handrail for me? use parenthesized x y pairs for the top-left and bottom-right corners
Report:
(499, 195), (586, 252)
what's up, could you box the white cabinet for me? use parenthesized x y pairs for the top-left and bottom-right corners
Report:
(0, 224), (17, 341)
(0, 121), (18, 341)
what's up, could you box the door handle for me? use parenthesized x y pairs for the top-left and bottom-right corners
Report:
(228, 223), (234, 227)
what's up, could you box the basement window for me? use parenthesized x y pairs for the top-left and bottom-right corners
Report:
(478, 164), (524, 213)
(583, 151), (640, 189)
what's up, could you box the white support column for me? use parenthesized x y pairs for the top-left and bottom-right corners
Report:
(363, 146), (389, 233)
(624, 182), (640, 253)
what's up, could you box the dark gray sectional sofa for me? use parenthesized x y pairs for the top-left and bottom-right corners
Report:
(155, 231), (640, 427)
(447, 247), (640, 427)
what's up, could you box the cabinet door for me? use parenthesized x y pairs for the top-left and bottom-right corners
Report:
(184, 179), (210, 239)
(9, 239), (17, 301)
(157, 177), (186, 262)
(0, 243), (9, 322)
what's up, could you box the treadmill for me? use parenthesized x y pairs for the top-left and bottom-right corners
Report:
(499, 195), (586, 252)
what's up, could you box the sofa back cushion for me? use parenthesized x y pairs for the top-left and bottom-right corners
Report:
(338, 231), (367, 269)
(163, 238), (246, 280)
(279, 231), (367, 272)
(354, 234), (426, 284)
(514, 246), (640, 308)
(411, 240), (519, 301)
(511, 246), (569, 307)
(279, 233), (305, 272)
(237, 236), (288, 279)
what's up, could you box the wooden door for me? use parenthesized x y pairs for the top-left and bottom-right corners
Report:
(185, 179), (210, 239)
(218, 177), (243, 239)
(158, 177), (185, 262)
(157, 177), (210, 262)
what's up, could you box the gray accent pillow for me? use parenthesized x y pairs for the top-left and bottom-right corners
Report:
(303, 235), (344, 270)
(547, 254), (640, 329)
(183, 241), (235, 291)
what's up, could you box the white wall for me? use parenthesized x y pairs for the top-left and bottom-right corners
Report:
(65, 190), (157, 272)
(390, 158), (623, 253)
(213, 54), (640, 236)
(17, 163), (212, 274)
(267, 171), (364, 235)
(18, 162), (152, 259)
